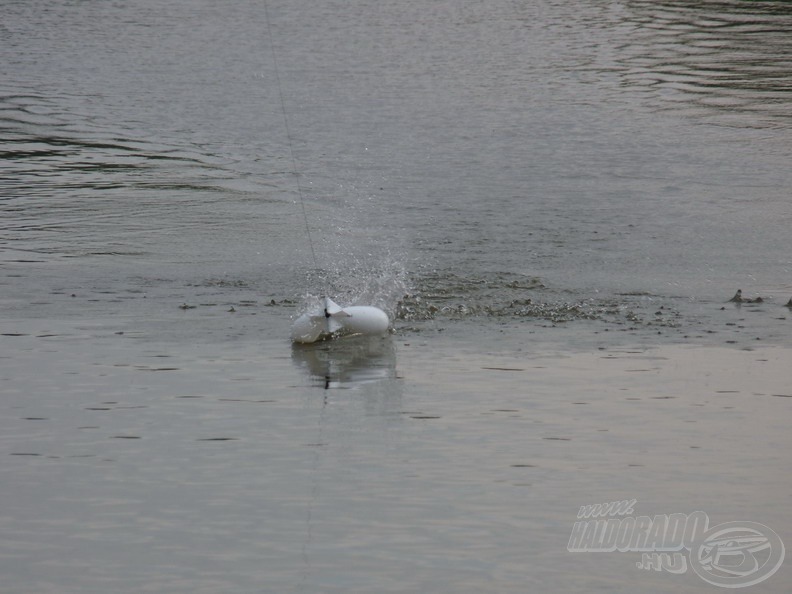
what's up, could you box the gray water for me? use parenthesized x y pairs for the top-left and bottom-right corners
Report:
(2, 1), (791, 592)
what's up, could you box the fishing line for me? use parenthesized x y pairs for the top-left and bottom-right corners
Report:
(263, 8), (330, 586)
(262, 0), (320, 272)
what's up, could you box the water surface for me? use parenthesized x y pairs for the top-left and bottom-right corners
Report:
(2, 0), (791, 592)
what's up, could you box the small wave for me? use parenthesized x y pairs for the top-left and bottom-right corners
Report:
(616, 0), (792, 128)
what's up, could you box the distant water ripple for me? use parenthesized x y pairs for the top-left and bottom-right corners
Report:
(616, 0), (792, 127)
(0, 93), (286, 261)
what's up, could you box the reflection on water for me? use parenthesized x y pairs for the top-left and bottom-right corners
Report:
(618, 0), (792, 127)
(291, 335), (398, 389)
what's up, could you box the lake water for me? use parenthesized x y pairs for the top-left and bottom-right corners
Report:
(1, 1), (791, 592)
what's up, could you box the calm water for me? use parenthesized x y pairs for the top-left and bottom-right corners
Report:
(1, 0), (791, 592)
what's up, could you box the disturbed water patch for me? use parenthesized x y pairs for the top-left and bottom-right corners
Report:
(395, 270), (685, 330)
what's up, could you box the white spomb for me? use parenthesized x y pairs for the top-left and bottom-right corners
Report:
(291, 297), (389, 343)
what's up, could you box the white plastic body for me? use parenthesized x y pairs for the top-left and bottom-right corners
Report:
(291, 298), (390, 344)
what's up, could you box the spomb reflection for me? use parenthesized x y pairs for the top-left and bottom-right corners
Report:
(291, 335), (397, 389)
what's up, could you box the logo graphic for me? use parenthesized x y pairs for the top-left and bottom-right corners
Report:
(690, 521), (785, 588)
(568, 501), (784, 588)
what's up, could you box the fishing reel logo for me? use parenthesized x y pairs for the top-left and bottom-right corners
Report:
(567, 500), (785, 588)
(690, 521), (785, 588)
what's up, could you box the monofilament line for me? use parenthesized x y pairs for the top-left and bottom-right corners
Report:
(263, 1), (319, 271)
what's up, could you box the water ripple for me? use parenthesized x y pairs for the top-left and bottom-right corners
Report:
(616, 0), (792, 127)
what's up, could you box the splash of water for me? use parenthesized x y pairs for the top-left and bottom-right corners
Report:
(295, 256), (411, 321)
